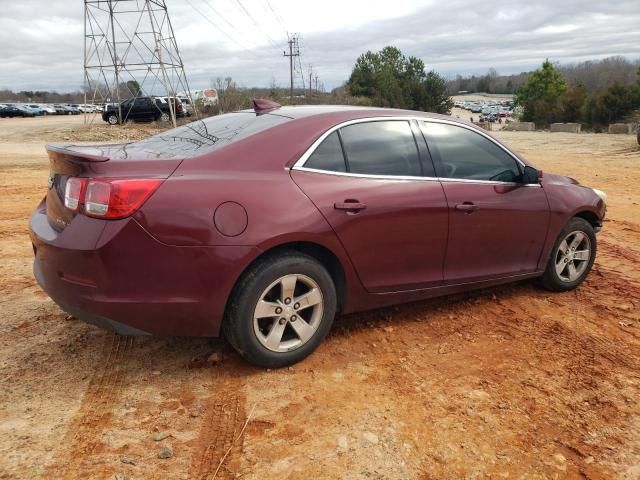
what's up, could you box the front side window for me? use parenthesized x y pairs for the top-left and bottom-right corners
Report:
(340, 121), (421, 176)
(421, 122), (521, 182)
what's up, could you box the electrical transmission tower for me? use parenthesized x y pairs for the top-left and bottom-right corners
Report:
(84, 0), (196, 126)
(283, 33), (300, 102)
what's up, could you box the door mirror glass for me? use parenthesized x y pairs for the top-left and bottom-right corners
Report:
(522, 166), (540, 184)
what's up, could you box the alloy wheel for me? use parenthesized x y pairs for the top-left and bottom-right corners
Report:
(253, 274), (324, 352)
(554, 230), (591, 282)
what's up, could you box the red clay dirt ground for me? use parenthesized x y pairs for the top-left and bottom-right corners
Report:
(0, 116), (639, 479)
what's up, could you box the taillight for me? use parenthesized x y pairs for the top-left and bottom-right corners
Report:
(85, 181), (111, 216)
(64, 178), (163, 219)
(64, 177), (86, 211)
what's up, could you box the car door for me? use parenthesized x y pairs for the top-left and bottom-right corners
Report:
(420, 120), (549, 283)
(119, 99), (134, 121)
(291, 119), (449, 293)
(134, 97), (154, 120)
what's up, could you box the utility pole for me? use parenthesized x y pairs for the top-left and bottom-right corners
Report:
(283, 33), (300, 102)
(315, 74), (319, 93)
(308, 65), (313, 97)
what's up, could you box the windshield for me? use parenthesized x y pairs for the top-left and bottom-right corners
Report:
(133, 112), (290, 158)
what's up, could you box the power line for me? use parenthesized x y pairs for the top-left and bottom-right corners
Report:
(296, 51), (306, 93)
(263, 0), (288, 39)
(230, 0), (280, 47)
(184, 0), (260, 58)
(200, 0), (281, 55)
(201, 0), (243, 34)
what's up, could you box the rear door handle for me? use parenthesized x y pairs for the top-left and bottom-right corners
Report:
(334, 199), (367, 213)
(455, 202), (479, 213)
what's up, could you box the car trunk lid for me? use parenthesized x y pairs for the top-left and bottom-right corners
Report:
(45, 143), (183, 232)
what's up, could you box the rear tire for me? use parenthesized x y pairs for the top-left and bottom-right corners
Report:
(223, 251), (337, 368)
(540, 217), (596, 292)
(160, 112), (170, 122)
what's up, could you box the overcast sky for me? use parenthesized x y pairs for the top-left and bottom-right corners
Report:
(1, 0), (639, 93)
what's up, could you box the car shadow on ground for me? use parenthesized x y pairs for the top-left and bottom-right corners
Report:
(330, 279), (539, 338)
(61, 278), (541, 378)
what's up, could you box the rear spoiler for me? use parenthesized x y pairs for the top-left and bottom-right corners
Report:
(46, 143), (111, 162)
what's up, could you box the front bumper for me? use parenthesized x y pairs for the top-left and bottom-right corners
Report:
(30, 204), (259, 337)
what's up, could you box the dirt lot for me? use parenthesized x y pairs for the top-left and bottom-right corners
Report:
(0, 115), (639, 479)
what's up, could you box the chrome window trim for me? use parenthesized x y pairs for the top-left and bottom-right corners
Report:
(291, 116), (541, 188)
(292, 166), (441, 182)
(292, 117), (416, 170)
(293, 166), (541, 187)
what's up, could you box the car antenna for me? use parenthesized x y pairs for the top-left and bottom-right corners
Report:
(253, 98), (281, 113)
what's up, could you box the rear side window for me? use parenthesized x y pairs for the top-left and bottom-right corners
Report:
(340, 121), (421, 176)
(421, 122), (521, 182)
(134, 112), (289, 158)
(304, 132), (346, 172)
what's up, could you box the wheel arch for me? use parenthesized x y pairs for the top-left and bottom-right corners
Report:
(573, 210), (601, 229)
(225, 240), (348, 315)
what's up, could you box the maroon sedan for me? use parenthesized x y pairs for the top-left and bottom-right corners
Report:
(30, 102), (607, 367)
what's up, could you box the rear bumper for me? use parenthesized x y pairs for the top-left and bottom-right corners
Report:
(34, 260), (150, 335)
(30, 204), (260, 336)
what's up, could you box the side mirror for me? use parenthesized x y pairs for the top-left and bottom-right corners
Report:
(522, 166), (542, 184)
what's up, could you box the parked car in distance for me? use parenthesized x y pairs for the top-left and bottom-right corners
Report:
(178, 96), (194, 116)
(155, 97), (187, 118)
(51, 104), (67, 115)
(39, 105), (57, 115)
(479, 113), (498, 123)
(52, 104), (80, 115)
(101, 96), (177, 124)
(0, 105), (36, 117)
(30, 102), (607, 368)
(69, 104), (92, 113)
(23, 104), (45, 116)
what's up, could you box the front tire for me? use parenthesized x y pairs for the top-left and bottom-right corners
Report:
(107, 114), (118, 125)
(540, 217), (596, 291)
(223, 251), (337, 368)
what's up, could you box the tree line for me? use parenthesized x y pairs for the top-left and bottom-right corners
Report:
(345, 46), (453, 114)
(447, 56), (640, 95)
(515, 59), (640, 129)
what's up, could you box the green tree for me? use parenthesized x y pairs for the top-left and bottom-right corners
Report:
(582, 83), (636, 128)
(560, 83), (586, 122)
(515, 59), (567, 126)
(126, 80), (142, 97)
(347, 46), (452, 113)
(411, 71), (454, 114)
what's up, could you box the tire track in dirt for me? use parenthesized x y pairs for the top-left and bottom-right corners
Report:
(192, 361), (247, 480)
(45, 333), (135, 479)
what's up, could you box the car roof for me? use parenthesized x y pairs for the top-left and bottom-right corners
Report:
(236, 104), (454, 122)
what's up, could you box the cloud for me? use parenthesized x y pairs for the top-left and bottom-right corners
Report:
(0, 0), (638, 92)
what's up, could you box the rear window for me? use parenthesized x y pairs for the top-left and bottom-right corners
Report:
(134, 112), (289, 158)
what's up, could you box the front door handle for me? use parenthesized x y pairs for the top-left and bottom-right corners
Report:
(455, 202), (479, 213)
(334, 199), (367, 213)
